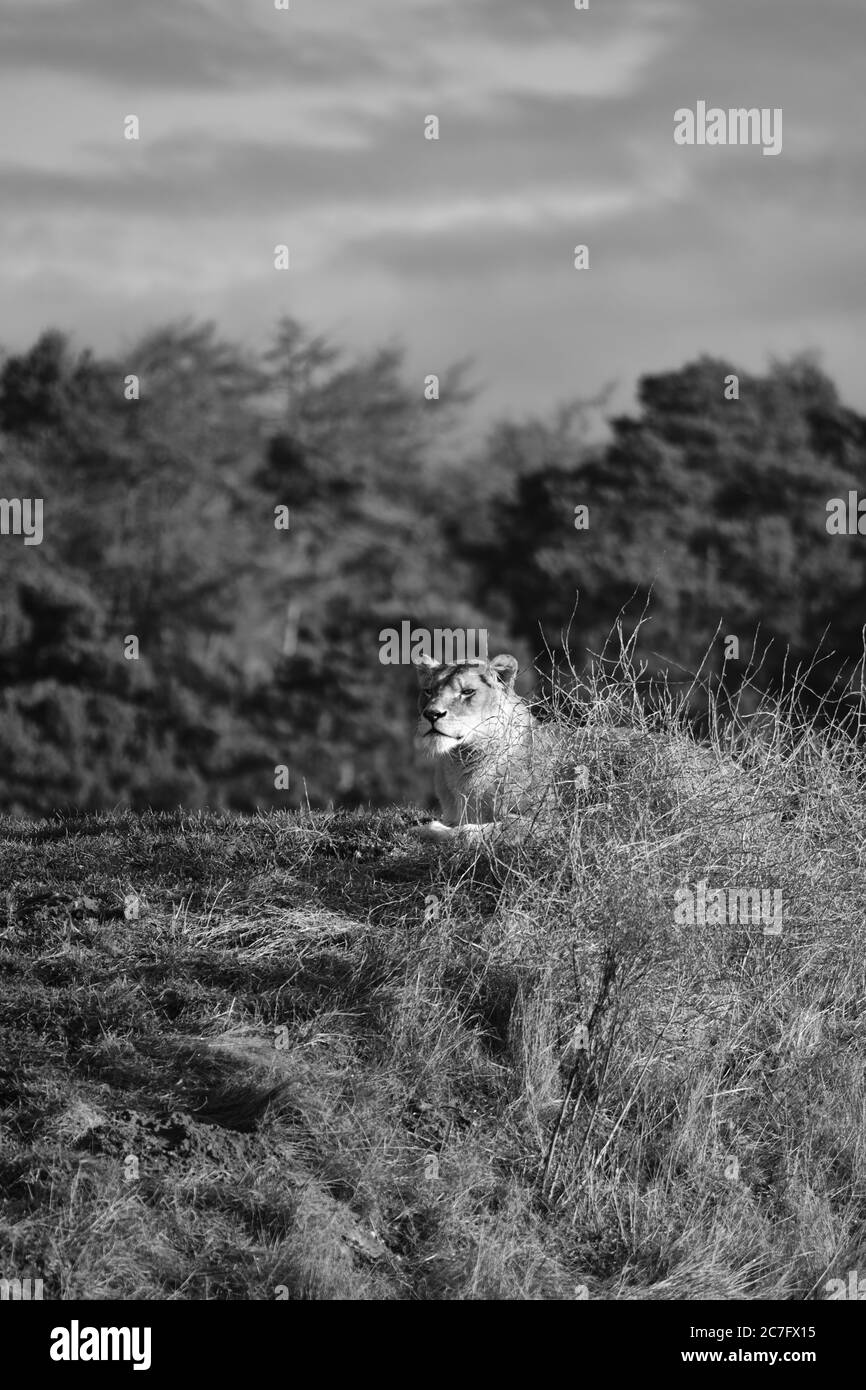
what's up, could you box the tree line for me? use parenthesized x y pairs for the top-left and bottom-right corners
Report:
(1, 319), (863, 815)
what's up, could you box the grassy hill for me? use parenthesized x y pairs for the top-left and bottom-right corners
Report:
(0, 707), (863, 1300)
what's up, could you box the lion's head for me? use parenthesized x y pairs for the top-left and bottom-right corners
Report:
(413, 652), (530, 759)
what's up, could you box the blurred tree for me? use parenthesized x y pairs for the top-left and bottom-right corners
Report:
(246, 318), (497, 809)
(475, 355), (866, 718)
(0, 323), (266, 812)
(0, 319), (500, 813)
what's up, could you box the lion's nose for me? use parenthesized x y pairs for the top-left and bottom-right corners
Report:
(424, 707), (446, 725)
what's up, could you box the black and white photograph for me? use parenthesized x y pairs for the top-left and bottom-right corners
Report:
(0, 0), (864, 1344)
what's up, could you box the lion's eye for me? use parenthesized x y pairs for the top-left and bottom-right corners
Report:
(461, 690), (474, 700)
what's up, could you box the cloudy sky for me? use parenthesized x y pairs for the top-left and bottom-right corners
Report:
(0, 0), (862, 428)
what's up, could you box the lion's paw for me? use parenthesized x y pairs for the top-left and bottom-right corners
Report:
(414, 819), (459, 842)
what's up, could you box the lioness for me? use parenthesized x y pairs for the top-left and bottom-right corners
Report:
(413, 651), (757, 847)
(413, 651), (555, 842)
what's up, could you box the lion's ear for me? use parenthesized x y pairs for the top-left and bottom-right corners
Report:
(413, 652), (442, 685)
(489, 654), (519, 689)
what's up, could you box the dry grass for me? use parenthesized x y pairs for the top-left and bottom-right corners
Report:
(0, 654), (863, 1300)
